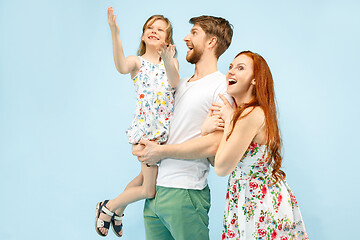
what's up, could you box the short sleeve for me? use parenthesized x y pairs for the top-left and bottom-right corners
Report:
(212, 82), (234, 106)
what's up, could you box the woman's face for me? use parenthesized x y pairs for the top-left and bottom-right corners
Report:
(226, 54), (255, 98)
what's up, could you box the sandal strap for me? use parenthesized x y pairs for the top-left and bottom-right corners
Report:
(97, 218), (111, 229)
(100, 200), (114, 217)
(113, 213), (124, 221)
(112, 222), (123, 236)
(95, 200), (114, 237)
(111, 216), (124, 237)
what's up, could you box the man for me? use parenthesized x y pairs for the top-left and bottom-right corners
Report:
(135, 16), (233, 240)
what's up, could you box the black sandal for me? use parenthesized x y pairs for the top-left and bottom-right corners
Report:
(111, 213), (124, 237)
(95, 200), (114, 237)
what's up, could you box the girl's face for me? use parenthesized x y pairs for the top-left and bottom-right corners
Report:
(226, 54), (255, 98)
(142, 19), (168, 48)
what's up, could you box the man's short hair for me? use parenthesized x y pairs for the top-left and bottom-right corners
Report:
(189, 15), (233, 58)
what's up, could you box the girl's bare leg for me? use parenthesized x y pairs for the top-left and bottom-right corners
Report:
(97, 172), (144, 236)
(97, 144), (158, 235)
(107, 164), (157, 210)
(98, 165), (157, 235)
(114, 172), (143, 215)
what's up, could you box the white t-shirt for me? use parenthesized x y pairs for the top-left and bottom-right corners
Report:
(156, 71), (232, 190)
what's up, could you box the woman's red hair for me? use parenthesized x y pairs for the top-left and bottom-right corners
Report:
(227, 50), (285, 183)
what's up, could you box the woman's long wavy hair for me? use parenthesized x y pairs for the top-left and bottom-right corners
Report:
(227, 51), (286, 184)
(137, 15), (176, 57)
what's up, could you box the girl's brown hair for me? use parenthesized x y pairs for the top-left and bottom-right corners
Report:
(137, 15), (176, 56)
(227, 50), (286, 184)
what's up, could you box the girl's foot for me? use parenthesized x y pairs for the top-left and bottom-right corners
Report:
(112, 213), (124, 237)
(95, 200), (114, 236)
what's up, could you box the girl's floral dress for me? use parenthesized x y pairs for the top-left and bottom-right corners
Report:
(126, 57), (175, 144)
(223, 142), (308, 240)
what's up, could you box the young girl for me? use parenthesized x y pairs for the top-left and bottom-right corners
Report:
(95, 7), (179, 237)
(204, 51), (308, 239)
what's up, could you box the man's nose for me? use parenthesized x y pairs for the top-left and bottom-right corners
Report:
(184, 34), (190, 42)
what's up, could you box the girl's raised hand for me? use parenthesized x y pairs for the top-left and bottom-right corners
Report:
(158, 43), (175, 61)
(107, 7), (119, 34)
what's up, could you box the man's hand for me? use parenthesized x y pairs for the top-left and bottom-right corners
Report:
(133, 139), (164, 165)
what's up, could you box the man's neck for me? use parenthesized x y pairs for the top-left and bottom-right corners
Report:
(189, 55), (218, 82)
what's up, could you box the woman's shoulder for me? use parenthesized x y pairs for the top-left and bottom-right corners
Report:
(239, 106), (265, 127)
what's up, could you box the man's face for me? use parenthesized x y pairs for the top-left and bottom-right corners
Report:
(184, 24), (208, 64)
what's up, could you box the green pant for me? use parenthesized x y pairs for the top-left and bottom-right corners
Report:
(143, 185), (211, 240)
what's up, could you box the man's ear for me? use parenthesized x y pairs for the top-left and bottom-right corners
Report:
(208, 36), (217, 49)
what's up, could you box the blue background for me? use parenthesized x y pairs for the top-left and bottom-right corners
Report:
(1, 0), (359, 239)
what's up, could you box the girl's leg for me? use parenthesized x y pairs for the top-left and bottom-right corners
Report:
(106, 143), (157, 210)
(114, 171), (144, 216)
(97, 145), (145, 236)
(97, 142), (158, 236)
(99, 165), (157, 235)
(107, 164), (158, 210)
(113, 144), (145, 216)
(97, 172), (144, 236)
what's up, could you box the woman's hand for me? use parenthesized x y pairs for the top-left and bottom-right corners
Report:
(210, 94), (236, 124)
(201, 109), (225, 136)
(107, 7), (120, 34)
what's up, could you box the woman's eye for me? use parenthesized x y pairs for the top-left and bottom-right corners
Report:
(237, 66), (244, 70)
(159, 29), (163, 32)
(228, 65), (232, 70)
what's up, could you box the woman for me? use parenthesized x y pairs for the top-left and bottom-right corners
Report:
(212, 51), (308, 239)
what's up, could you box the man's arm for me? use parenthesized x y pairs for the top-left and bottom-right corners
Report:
(133, 131), (223, 165)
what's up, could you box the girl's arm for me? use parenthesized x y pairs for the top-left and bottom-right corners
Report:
(158, 44), (180, 88)
(108, 7), (140, 76)
(214, 101), (265, 177)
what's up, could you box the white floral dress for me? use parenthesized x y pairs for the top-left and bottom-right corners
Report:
(126, 57), (175, 144)
(223, 142), (308, 240)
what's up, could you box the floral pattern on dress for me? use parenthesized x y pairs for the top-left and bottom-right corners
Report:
(126, 57), (175, 144)
(222, 143), (308, 240)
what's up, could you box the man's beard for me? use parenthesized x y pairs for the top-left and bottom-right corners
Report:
(186, 47), (203, 64)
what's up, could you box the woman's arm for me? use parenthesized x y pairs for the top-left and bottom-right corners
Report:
(214, 107), (265, 177)
(108, 7), (140, 76)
